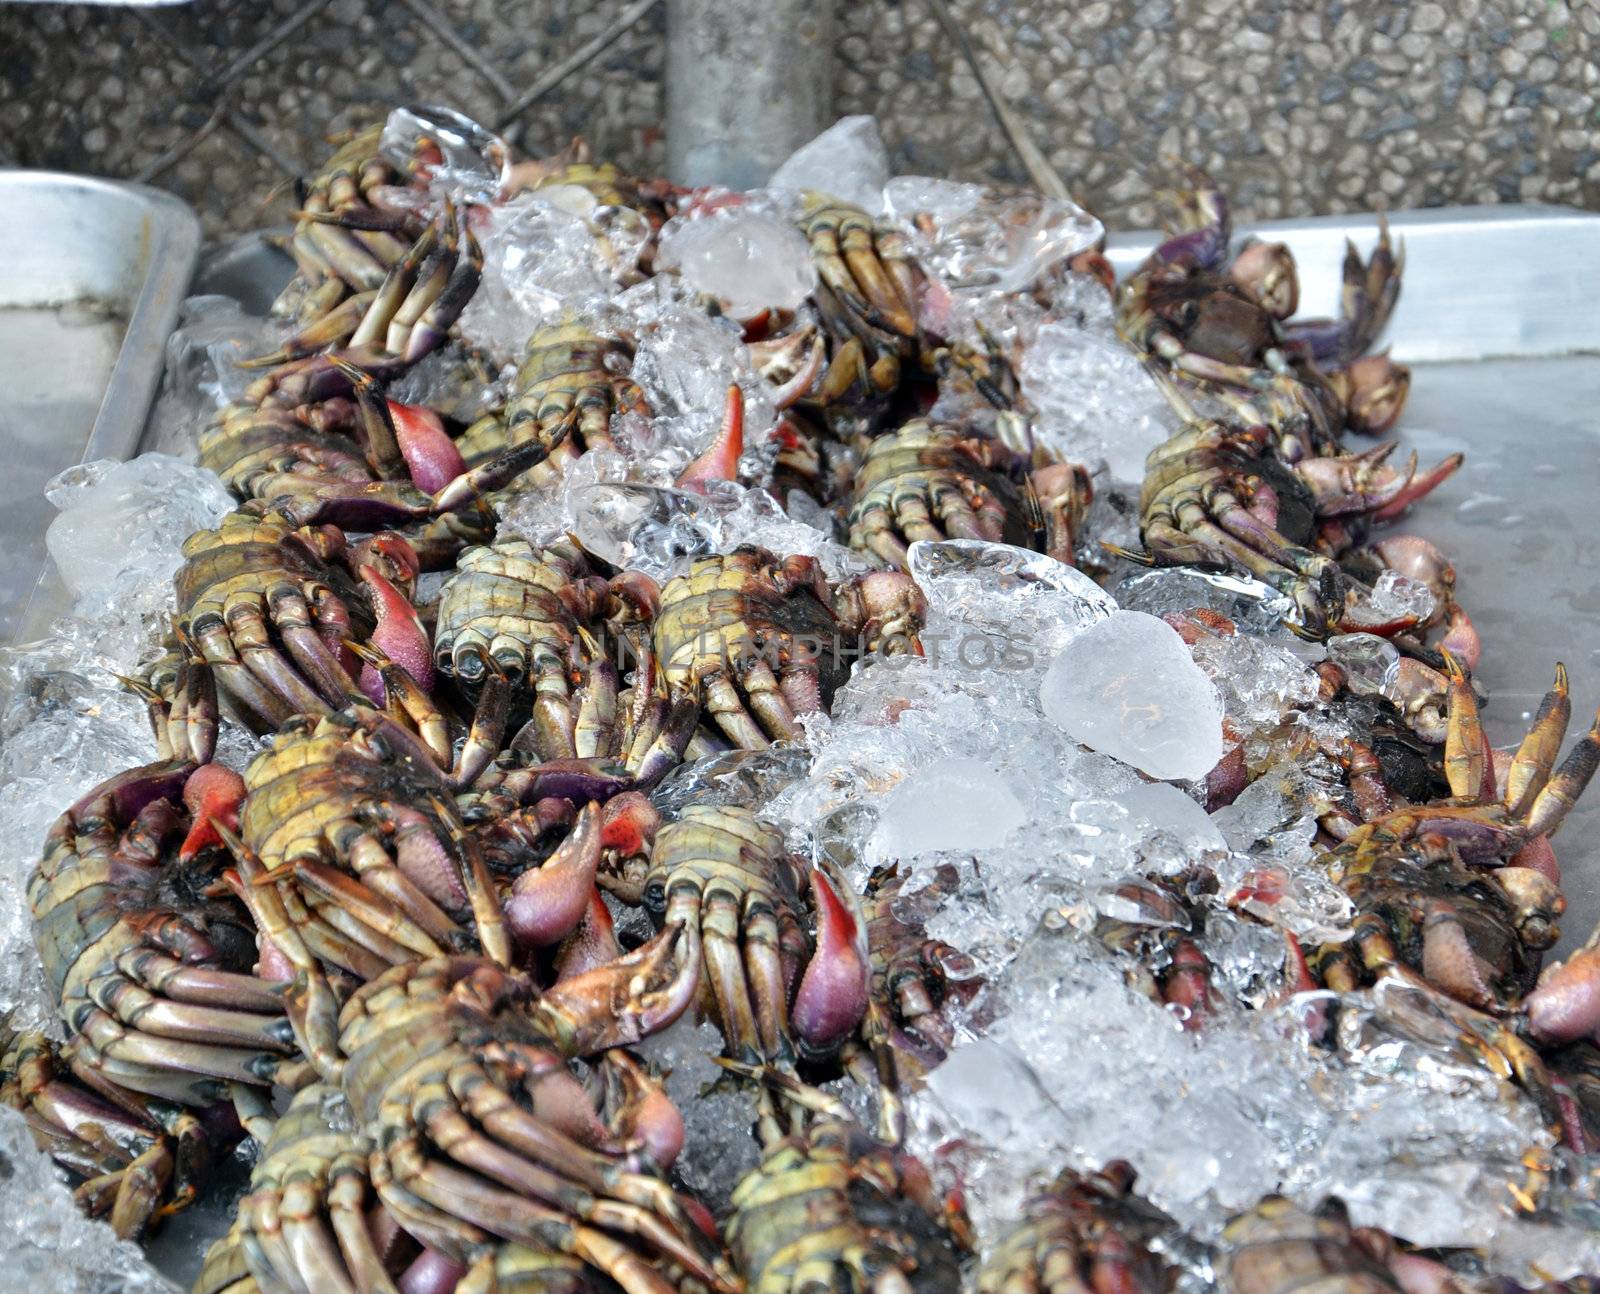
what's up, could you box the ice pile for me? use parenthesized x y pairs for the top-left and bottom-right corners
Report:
(883, 176), (1103, 294)
(748, 533), (1593, 1276)
(911, 941), (1592, 1273)
(0, 1107), (175, 1292)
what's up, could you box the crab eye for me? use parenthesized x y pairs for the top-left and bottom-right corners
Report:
(643, 879), (668, 916)
(1176, 301), (1200, 328)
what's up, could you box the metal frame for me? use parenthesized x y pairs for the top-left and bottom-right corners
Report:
(118, 0), (665, 190)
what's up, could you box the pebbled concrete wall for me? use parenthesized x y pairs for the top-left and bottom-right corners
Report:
(1, 0), (1594, 236)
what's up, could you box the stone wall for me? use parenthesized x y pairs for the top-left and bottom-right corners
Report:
(2, 0), (1595, 237)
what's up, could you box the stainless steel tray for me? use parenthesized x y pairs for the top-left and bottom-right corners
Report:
(14, 200), (1587, 1287)
(0, 171), (200, 645)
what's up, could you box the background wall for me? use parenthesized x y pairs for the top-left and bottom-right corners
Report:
(2, 0), (1596, 238)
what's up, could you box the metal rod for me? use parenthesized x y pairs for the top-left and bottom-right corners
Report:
(397, 0), (519, 103)
(665, 0), (834, 188)
(495, 0), (662, 129)
(920, 0), (1071, 201)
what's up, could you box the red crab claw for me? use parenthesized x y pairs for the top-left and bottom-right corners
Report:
(351, 530), (422, 601)
(1369, 451), (1464, 523)
(675, 384), (744, 492)
(600, 791), (661, 858)
(178, 764), (247, 861)
(1523, 944), (1600, 1047)
(536, 919), (702, 1054)
(791, 869), (870, 1059)
(386, 397), (466, 494)
(356, 564), (434, 704)
(506, 801), (601, 949)
(554, 886), (622, 981)
(1280, 932), (1330, 1041)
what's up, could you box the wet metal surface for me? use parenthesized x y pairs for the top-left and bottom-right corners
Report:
(0, 171), (199, 644)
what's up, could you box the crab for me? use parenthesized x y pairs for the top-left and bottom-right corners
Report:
(796, 192), (919, 427)
(1124, 408), (1459, 640)
(633, 803), (869, 1066)
(431, 537), (690, 786)
(861, 864), (981, 1088)
(723, 1069), (965, 1294)
(976, 1162), (1177, 1294)
(229, 707), (512, 991)
(172, 509), (374, 729)
(651, 546), (926, 749)
(245, 198), (484, 412)
(27, 759), (296, 1108)
(0, 1025), (209, 1240)
(846, 420), (1092, 570)
(325, 956), (735, 1294)
(453, 315), (648, 494)
(1115, 165), (1408, 441)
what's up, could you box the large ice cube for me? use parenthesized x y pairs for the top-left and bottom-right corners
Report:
(45, 455), (233, 599)
(768, 115), (890, 213)
(655, 208), (816, 315)
(1039, 611), (1225, 781)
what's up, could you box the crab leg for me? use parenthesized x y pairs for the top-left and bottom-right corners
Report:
(1504, 664), (1572, 817)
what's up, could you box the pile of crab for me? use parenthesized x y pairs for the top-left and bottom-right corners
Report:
(8, 107), (1600, 1294)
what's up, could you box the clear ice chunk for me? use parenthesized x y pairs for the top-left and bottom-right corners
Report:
(1039, 611), (1225, 781)
(884, 177), (1104, 294)
(0, 1107), (176, 1292)
(768, 115), (890, 214)
(45, 455), (234, 599)
(380, 105), (510, 206)
(1326, 632), (1401, 697)
(1117, 781), (1227, 854)
(1365, 568), (1437, 625)
(455, 196), (620, 359)
(866, 755), (1026, 865)
(907, 539), (1116, 664)
(655, 207), (816, 315)
(1021, 320), (1182, 482)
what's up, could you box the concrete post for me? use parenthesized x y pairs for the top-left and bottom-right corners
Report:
(665, 0), (835, 189)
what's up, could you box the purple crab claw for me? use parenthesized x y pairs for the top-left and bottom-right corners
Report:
(1523, 945), (1600, 1048)
(791, 869), (870, 1059)
(505, 801), (602, 949)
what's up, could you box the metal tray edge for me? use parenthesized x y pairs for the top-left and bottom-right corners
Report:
(6, 176), (200, 649)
